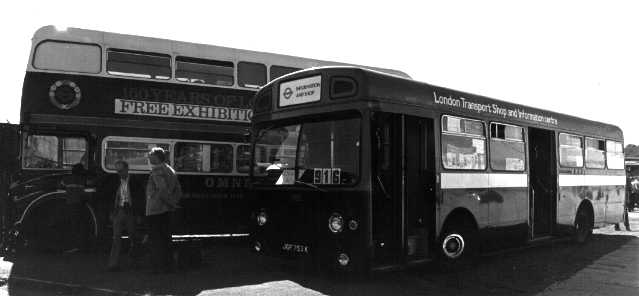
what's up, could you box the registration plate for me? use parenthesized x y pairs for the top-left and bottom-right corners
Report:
(282, 243), (310, 254)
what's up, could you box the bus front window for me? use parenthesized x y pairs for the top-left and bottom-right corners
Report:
(254, 117), (360, 186)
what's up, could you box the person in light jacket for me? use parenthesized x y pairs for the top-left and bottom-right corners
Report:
(145, 147), (181, 273)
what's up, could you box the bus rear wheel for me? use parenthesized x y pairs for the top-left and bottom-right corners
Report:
(573, 206), (593, 244)
(437, 221), (478, 270)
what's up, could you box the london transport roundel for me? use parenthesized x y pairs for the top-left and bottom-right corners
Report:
(49, 80), (82, 110)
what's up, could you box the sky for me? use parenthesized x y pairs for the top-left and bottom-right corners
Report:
(2, 0), (639, 144)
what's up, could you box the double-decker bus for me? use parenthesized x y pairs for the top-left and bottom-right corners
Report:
(249, 67), (626, 272)
(0, 26), (409, 254)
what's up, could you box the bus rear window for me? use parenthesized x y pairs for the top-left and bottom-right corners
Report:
(606, 140), (624, 169)
(441, 115), (486, 170)
(23, 135), (87, 169)
(103, 139), (170, 172)
(270, 65), (301, 81)
(559, 133), (583, 168)
(238, 62), (266, 88)
(176, 56), (234, 86)
(107, 49), (171, 80)
(33, 41), (101, 73)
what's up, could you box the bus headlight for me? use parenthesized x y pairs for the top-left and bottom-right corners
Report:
(328, 213), (344, 233)
(338, 253), (350, 266)
(348, 219), (359, 231)
(257, 211), (268, 226)
(254, 241), (263, 252)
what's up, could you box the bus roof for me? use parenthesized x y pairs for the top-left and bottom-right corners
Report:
(29, 26), (410, 79)
(258, 66), (623, 141)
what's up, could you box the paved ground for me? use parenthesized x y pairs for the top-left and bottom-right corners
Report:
(1, 212), (638, 295)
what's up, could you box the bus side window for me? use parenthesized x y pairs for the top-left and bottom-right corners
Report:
(175, 142), (206, 172)
(236, 145), (251, 174)
(23, 135), (87, 169)
(175, 56), (234, 86)
(103, 139), (170, 172)
(210, 144), (234, 173)
(606, 140), (624, 169)
(33, 41), (101, 74)
(489, 123), (525, 171)
(107, 49), (171, 80)
(585, 138), (606, 169)
(441, 115), (487, 170)
(238, 62), (266, 88)
(270, 65), (301, 81)
(558, 133), (584, 168)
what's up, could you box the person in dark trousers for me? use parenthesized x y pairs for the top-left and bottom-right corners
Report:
(616, 176), (633, 231)
(145, 147), (181, 273)
(107, 160), (144, 271)
(62, 163), (87, 253)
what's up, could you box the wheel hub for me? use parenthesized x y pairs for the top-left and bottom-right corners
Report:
(442, 233), (465, 259)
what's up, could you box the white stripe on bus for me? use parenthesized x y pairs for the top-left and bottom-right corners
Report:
(440, 173), (527, 189)
(558, 174), (625, 187)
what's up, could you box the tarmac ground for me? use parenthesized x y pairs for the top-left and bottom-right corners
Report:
(1, 212), (638, 296)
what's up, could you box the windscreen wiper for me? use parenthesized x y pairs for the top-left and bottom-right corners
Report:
(295, 180), (327, 192)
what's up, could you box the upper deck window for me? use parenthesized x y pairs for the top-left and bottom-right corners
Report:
(585, 138), (606, 169)
(559, 133), (584, 168)
(270, 65), (301, 81)
(606, 140), (624, 169)
(441, 115), (486, 170)
(238, 62), (266, 88)
(107, 49), (171, 80)
(176, 56), (234, 86)
(490, 123), (525, 171)
(23, 135), (87, 169)
(33, 41), (101, 73)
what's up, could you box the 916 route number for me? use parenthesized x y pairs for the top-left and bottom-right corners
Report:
(282, 243), (309, 253)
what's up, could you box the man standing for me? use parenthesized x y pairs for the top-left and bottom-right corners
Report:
(107, 160), (143, 271)
(617, 175), (633, 231)
(146, 147), (181, 273)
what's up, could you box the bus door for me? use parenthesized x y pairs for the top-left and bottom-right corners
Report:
(404, 116), (435, 261)
(372, 113), (435, 266)
(528, 127), (557, 238)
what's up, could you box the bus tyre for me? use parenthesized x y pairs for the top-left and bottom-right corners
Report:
(573, 206), (593, 244)
(437, 222), (478, 270)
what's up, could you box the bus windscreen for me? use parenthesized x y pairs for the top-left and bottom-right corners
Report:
(254, 117), (360, 186)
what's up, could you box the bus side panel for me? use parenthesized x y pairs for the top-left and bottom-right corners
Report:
(556, 184), (624, 228)
(556, 185), (582, 227)
(439, 187), (489, 231)
(487, 187), (528, 227)
(604, 184), (625, 224)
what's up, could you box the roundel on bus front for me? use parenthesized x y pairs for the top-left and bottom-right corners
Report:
(49, 80), (82, 110)
(283, 87), (293, 99)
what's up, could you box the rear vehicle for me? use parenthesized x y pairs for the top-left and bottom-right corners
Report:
(0, 27), (409, 255)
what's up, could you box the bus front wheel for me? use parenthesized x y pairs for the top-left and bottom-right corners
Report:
(437, 221), (478, 270)
(22, 200), (97, 252)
